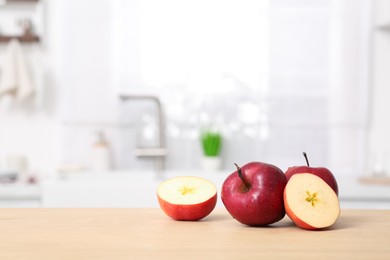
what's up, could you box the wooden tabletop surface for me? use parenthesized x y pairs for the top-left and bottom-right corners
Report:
(0, 208), (389, 259)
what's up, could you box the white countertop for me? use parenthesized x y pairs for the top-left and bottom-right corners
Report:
(1, 171), (390, 208)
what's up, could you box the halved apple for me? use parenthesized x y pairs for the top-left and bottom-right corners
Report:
(284, 173), (340, 230)
(157, 176), (217, 221)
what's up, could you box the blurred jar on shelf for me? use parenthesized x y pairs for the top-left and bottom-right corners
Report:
(0, 154), (28, 183)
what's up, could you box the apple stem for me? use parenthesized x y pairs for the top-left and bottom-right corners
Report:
(303, 152), (310, 167)
(234, 163), (251, 190)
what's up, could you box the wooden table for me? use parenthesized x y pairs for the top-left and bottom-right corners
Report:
(0, 208), (389, 259)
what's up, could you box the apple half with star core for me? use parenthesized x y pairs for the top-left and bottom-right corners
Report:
(157, 176), (217, 221)
(284, 173), (340, 230)
(285, 152), (339, 195)
(221, 162), (287, 226)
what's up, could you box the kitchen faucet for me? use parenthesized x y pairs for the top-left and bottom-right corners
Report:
(119, 94), (167, 176)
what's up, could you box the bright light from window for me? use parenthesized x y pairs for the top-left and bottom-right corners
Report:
(112, 0), (269, 139)
(113, 0), (269, 94)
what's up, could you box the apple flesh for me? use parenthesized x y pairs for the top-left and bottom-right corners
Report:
(221, 162), (287, 226)
(285, 152), (339, 195)
(284, 173), (340, 230)
(157, 176), (217, 221)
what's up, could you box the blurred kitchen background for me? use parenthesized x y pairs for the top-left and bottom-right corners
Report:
(0, 0), (389, 208)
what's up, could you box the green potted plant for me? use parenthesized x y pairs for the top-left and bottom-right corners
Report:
(200, 130), (222, 171)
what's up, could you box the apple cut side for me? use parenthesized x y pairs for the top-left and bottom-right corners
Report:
(284, 173), (340, 230)
(157, 176), (217, 221)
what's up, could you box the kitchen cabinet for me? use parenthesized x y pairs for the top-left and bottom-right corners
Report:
(2, 172), (390, 209)
(0, 183), (41, 207)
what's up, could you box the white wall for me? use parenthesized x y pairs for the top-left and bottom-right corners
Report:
(0, 0), (61, 177)
(327, 0), (371, 175)
(368, 0), (390, 175)
(0, 0), (379, 178)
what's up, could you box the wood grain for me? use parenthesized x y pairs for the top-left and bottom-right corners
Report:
(0, 208), (389, 259)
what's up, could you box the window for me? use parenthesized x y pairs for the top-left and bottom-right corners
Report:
(112, 0), (371, 174)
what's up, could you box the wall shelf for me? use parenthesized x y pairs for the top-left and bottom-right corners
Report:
(5, 0), (39, 3)
(0, 0), (42, 43)
(359, 176), (390, 186)
(376, 22), (390, 32)
(0, 34), (40, 43)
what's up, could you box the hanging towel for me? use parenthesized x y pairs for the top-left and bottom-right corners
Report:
(0, 39), (34, 102)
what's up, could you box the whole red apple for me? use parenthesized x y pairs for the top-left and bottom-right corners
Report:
(285, 152), (338, 195)
(221, 162), (287, 226)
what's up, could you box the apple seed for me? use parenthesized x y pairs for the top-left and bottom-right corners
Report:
(305, 191), (319, 207)
(179, 186), (196, 195)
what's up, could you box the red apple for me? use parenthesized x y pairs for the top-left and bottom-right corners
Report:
(221, 162), (287, 226)
(284, 173), (340, 230)
(285, 152), (338, 195)
(157, 176), (217, 221)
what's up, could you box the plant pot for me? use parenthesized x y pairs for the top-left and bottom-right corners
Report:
(201, 156), (222, 172)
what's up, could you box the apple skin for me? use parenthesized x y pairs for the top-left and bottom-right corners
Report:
(157, 193), (217, 221)
(285, 166), (338, 195)
(221, 162), (287, 226)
